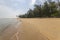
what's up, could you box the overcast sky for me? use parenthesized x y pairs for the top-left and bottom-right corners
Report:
(0, 0), (56, 18)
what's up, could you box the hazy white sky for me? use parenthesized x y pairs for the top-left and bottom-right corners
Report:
(0, 0), (55, 18)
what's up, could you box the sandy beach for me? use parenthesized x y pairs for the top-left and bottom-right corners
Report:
(1, 18), (60, 40)
(16, 18), (60, 40)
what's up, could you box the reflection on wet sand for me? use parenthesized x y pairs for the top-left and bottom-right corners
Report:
(0, 18), (20, 40)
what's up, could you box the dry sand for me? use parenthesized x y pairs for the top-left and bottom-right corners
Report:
(17, 18), (60, 40)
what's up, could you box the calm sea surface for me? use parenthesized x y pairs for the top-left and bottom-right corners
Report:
(0, 18), (21, 40)
(0, 18), (20, 33)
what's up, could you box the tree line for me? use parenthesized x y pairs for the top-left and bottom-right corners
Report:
(18, 0), (60, 18)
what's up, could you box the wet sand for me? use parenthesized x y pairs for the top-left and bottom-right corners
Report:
(0, 18), (21, 40)
(17, 18), (60, 40)
(1, 18), (60, 40)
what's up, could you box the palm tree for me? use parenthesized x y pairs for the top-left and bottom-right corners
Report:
(57, 0), (60, 8)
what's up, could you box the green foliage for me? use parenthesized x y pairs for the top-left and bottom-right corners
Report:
(18, 1), (60, 18)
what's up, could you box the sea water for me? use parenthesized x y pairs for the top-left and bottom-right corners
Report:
(0, 18), (19, 33)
